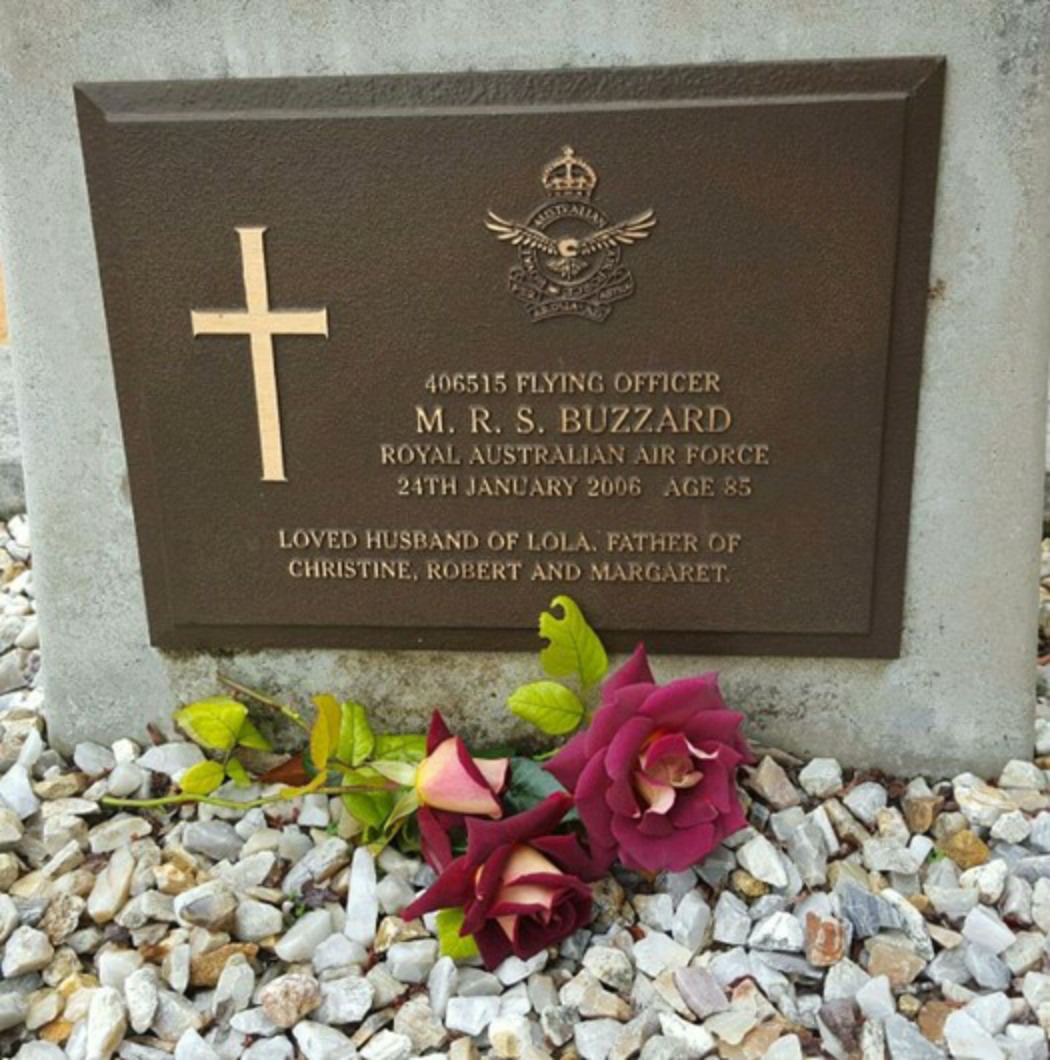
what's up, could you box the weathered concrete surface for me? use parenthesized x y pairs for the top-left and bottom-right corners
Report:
(0, 1), (1047, 775)
(0, 261), (25, 516)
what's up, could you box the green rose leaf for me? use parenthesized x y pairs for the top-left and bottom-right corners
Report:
(175, 697), (248, 752)
(504, 756), (576, 818)
(342, 787), (395, 829)
(225, 757), (252, 789)
(538, 595), (608, 690)
(236, 718), (272, 752)
(373, 734), (427, 764)
(179, 760), (226, 795)
(371, 760), (418, 787)
(435, 907), (480, 960)
(508, 680), (585, 736)
(338, 701), (376, 768)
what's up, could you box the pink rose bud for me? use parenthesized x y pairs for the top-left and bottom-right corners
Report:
(416, 735), (508, 817)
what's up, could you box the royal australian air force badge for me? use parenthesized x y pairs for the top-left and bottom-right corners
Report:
(485, 147), (656, 322)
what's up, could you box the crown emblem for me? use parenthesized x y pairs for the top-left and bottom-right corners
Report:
(485, 146), (655, 322)
(541, 146), (598, 199)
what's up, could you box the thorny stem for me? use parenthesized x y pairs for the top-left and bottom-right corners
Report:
(218, 673), (310, 732)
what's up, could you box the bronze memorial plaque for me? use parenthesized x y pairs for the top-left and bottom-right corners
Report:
(76, 59), (944, 657)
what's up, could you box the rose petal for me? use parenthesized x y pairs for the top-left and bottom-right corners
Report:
(476, 756), (510, 795)
(426, 710), (454, 754)
(545, 731), (588, 790)
(606, 773), (643, 818)
(603, 643), (654, 696)
(418, 806), (455, 872)
(585, 684), (652, 759)
(402, 855), (475, 921)
(605, 716), (655, 777)
(464, 792), (575, 864)
(416, 737), (503, 817)
(530, 834), (612, 880)
(641, 732), (693, 771)
(639, 675), (727, 731)
(638, 809), (675, 836)
(668, 792), (719, 828)
(575, 755), (617, 850)
(634, 772), (676, 814)
(611, 815), (717, 873)
(502, 845), (562, 884)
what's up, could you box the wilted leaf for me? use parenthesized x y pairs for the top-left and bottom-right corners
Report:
(538, 595), (608, 689)
(436, 907), (480, 960)
(309, 711), (333, 775)
(174, 697), (247, 752)
(258, 753), (312, 786)
(179, 760), (225, 795)
(508, 681), (585, 736)
(338, 701), (375, 768)
(280, 771), (328, 799)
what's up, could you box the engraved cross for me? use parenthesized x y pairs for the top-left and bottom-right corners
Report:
(191, 226), (328, 482)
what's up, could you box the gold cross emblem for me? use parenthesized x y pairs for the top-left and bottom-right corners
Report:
(190, 226), (328, 482)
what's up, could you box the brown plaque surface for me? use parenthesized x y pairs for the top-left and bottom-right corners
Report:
(76, 60), (944, 657)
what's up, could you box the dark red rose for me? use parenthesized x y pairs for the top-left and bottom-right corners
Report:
(546, 645), (753, 874)
(403, 793), (600, 968)
(416, 711), (509, 872)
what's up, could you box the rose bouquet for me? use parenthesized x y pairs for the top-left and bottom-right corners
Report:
(109, 596), (752, 969)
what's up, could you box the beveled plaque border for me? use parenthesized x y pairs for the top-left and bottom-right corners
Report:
(76, 58), (945, 658)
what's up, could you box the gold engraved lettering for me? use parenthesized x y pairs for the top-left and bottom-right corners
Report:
(190, 227), (328, 483)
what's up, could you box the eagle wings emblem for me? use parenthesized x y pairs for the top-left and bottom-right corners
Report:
(484, 146), (656, 321)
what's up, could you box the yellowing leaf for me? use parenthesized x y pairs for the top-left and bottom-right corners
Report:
(435, 907), (480, 960)
(237, 717), (272, 751)
(313, 695), (342, 748)
(538, 595), (608, 690)
(508, 681), (585, 736)
(338, 701), (375, 768)
(308, 697), (339, 774)
(225, 757), (252, 789)
(175, 698), (248, 752)
(280, 771), (328, 799)
(179, 760), (225, 795)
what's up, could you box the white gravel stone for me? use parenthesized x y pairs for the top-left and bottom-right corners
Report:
(736, 834), (788, 888)
(386, 939), (439, 983)
(944, 1009), (1002, 1058)
(312, 932), (366, 975)
(315, 974), (374, 1024)
(671, 890), (710, 953)
(842, 782), (887, 826)
(86, 985), (127, 1060)
(575, 1018), (625, 1060)
(360, 1030), (412, 1060)
(174, 1027), (220, 1060)
(274, 908), (332, 963)
(344, 845), (379, 948)
(855, 975), (895, 1019)
(74, 741), (115, 776)
(235, 899), (284, 942)
(999, 759), (1046, 790)
(633, 931), (692, 977)
(293, 1021), (356, 1060)
(991, 809), (1032, 844)
(137, 743), (204, 778)
(173, 879), (237, 930)
(963, 906), (1017, 954)
(798, 758), (843, 798)
(124, 968), (160, 1034)
(445, 995), (501, 1036)
(2, 925), (54, 977)
(0, 763), (39, 818)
